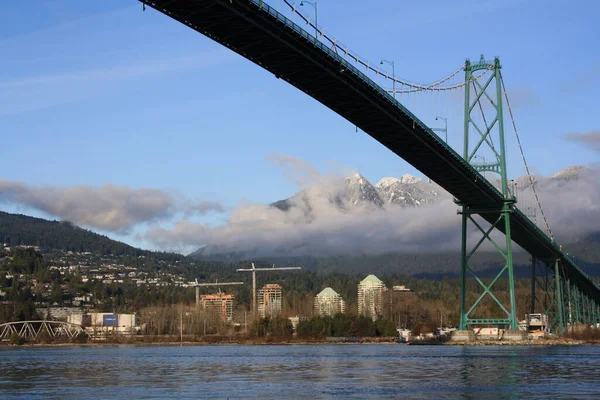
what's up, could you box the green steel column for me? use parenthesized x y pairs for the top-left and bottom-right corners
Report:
(585, 296), (590, 324)
(495, 57), (509, 198)
(531, 257), (536, 314)
(503, 202), (518, 330)
(554, 260), (565, 334)
(575, 289), (583, 324)
(463, 59), (472, 160)
(566, 279), (572, 329)
(581, 294), (587, 324)
(459, 210), (468, 330)
(575, 287), (581, 324)
(459, 59), (472, 331)
(585, 295), (591, 324)
(495, 57), (517, 330)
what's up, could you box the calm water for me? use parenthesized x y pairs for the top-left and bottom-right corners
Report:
(1, 344), (599, 399)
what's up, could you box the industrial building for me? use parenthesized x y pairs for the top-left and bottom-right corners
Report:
(258, 284), (282, 318)
(199, 293), (235, 321)
(67, 312), (137, 337)
(358, 275), (386, 321)
(314, 287), (346, 317)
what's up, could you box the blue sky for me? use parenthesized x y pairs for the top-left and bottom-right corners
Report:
(0, 0), (598, 251)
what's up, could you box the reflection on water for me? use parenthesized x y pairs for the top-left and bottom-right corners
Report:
(0, 344), (599, 399)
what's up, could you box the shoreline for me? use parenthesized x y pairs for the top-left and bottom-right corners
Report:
(2, 337), (598, 348)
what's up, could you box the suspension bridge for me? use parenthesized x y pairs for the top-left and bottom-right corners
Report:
(139, 0), (599, 334)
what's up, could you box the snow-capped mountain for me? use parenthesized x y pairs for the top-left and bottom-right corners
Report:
(551, 166), (589, 182)
(271, 166), (593, 215)
(271, 172), (444, 213)
(493, 166), (590, 192)
(400, 173), (422, 184)
(343, 173), (384, 208)
(375, 174), (444, 207)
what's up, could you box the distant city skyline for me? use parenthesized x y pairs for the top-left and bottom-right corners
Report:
(1, 0), (598, 252)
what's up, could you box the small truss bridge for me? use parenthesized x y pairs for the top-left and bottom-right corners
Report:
(0, 321), (85, 341)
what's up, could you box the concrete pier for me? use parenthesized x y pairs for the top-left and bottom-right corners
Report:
(502, 330), (527, 341)
(449, 329), (527, 342)
(449, 330), (475, 342)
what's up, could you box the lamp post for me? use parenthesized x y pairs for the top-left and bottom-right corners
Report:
(511, 179), (517, 200)
(474, 154), (486, 166)
(433, 116), (447, 143)
(474, 155), (488, 181)
(300, 1), (317, 42)
(380, 59), (395, 100)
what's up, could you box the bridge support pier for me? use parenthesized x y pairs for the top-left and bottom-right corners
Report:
(530, 258), (575, 334)
(554, 259), (566, 334)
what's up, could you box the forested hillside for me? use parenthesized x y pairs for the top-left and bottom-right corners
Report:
(0, 211), (180, 260)
(1, 210), (598, 278)
(199, 244), (600, 278)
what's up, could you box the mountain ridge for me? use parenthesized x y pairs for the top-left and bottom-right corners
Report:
(0, 211), (183, 261)
(0, 208), (597, 279)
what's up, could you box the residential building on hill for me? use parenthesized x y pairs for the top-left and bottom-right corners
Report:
(258, 284), (282, 318)
(199, 293), (234, 321)
(358, 274), (386, 321)
(314, 287), (346, 317)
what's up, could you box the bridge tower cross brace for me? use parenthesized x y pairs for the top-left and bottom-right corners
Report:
(458, 55), (519, 331)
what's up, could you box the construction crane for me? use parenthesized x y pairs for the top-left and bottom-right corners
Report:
(235, 263), (302, 316)
(193, 279), (244, 306)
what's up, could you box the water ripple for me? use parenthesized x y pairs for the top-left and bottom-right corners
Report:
(0, 344), (599, 399)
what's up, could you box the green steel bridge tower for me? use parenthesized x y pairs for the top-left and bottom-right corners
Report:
(456, 56), (599, 334)
(457, 55), (518, 330)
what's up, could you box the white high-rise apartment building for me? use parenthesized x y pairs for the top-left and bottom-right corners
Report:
(258, 284), (282, 318)
(358, 274), (386, 321)
(314, 287), (346, 317)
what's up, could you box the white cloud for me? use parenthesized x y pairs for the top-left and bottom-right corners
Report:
(0, 179), (223, 232)
(144, 157), (600, 256)
(564, 130), (600, 153)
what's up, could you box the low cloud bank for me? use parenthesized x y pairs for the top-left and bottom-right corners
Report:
(0, 179), (223, 232)
(145, 197), (461, 256)
(144, 156), (600, 256)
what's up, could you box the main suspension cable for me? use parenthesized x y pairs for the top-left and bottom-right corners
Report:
(501, 75), (554, 242)
(281, 0), (491, 91)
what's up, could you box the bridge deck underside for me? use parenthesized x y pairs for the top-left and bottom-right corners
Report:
(142, 0), (600, 302)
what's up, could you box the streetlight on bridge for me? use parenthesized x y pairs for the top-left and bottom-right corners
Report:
(433, 116), (447, 143)
(380, 59), (396, 100)
(300, 1), (318, 42)
(474, 154), (486, 166)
